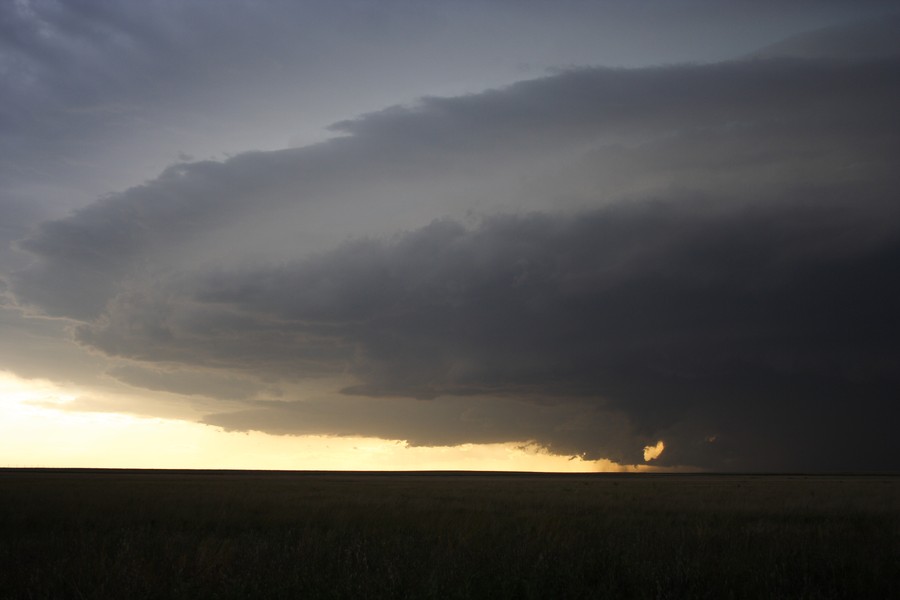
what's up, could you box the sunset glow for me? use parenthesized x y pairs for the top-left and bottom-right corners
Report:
(0, 372), (655, 472)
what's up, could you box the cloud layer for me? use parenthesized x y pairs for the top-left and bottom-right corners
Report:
(9, 15), (900, 470)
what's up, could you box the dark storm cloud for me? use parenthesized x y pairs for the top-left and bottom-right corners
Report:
(749, 13), (900, 59)
(155, 197), (900, 469)
(329, 58), (900, 167)
(75, 286), (351, 377)
(203, 395), (637, 464)
(106, 364), (274, 401)
(67, 187), (900, 469)
(14, 52), (900, 318)
(10, 16), (900, 470)
(12, 154), (321, 318)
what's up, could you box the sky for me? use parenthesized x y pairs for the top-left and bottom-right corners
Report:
(2, 0), (899, 472)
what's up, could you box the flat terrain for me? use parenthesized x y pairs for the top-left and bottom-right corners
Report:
(0, 470), (897, 598)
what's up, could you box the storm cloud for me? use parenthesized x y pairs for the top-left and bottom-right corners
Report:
(15, 54), (900, 315)
(78, 196), (900, 469)
(7, 11), (900, 470)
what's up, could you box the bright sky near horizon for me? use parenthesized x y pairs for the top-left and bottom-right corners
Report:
(1, 0), (899, 472)
(0, 371), (655, 472)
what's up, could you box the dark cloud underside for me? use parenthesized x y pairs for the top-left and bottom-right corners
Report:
(8, 15), (900, 470)
(154, 200), (900, 469)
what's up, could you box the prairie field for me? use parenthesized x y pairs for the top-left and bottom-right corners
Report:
(0, 470), (897, 599)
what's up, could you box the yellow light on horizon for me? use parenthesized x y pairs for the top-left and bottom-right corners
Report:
(0, 371), (663, 472)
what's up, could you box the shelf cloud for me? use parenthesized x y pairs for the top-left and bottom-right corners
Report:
(5, 6), (900, 471)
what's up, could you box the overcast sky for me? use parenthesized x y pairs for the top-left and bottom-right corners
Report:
(2, 0), (899, 472)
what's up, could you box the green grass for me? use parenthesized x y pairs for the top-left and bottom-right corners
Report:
(0, 470), (897, 598)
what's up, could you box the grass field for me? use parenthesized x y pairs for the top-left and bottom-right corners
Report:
(0, 470), (897, 598)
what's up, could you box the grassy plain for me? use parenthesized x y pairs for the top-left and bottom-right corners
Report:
(0, 470), (897, 598)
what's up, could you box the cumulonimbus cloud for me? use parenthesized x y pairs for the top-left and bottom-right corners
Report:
(10, 19), (900, 470)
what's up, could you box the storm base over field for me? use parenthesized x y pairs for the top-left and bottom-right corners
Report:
(1, 1), (899, 472)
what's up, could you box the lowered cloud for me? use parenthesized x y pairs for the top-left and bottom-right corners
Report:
(8, 15), (900, 471)
(74, 195), (900, 470)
